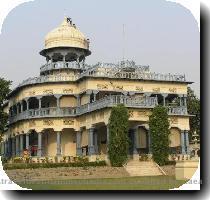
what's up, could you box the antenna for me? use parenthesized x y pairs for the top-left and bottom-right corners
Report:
(64, 8), (67, 17)
(122, 24), (125, 63)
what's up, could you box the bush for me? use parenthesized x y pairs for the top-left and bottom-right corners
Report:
(149, 105), (170, 166)
(108, 104), (129, 167)
(3, 160), (107, 170)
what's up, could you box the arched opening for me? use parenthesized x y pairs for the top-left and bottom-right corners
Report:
(22, 100), (27, 111)
(17, 103), (21, 113)
(169, 128), (181, 154)
(95, 123), (107, 156)
(41, 95), (57, 108)
(151, 94), (163, 105)
(29, 130), (38, 156)
(28, 97), (39, 110)
(166, 94), (179, 106)
(13, 105), (17, 115)
(137, 126), (148, 154)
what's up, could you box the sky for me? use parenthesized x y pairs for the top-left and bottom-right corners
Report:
(0, 0), (200, 96)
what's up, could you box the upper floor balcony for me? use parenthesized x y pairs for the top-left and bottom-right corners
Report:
(8, 95), (188, 124)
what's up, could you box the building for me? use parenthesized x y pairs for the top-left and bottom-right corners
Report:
(0, 17), (192, 162)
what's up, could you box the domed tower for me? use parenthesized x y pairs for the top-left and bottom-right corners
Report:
(39, 17), (91, 75)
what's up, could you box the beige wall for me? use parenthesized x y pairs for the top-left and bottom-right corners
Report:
(45, 129), (56, 156)
(61, 129), (76, 156)
(60, 96), (77, 107)
(169, 128), (181, 147)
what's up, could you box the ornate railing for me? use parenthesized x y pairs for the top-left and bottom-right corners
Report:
(167, 106), (188, 115)
(8, 95), (188, 124)
(40, 61), (82, 73)
(9, 60), (187, 96)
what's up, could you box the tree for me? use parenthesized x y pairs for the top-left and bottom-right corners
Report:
(108, 104), (129, 166)
(0, 78), (12, 142)
(187, 87), (200, 140)
(149, 105), (170, 166)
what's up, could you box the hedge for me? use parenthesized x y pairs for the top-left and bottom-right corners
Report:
(3, 161), (107, 170)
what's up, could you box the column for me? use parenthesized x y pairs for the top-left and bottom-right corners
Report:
(12, 137), (15, 157)
(106, 126), (109, 154)
(76, 95), (81, 106)
(56, 97), (60, 108)
(93, 91), (99, 102)
(184, 95), (187, 107)
(20, 102), (23, 112)
(38, 98), (42, 109)
(37, 133), (42, 157)
(26, 100), (29, 110)
(179, 95), (183, 106)
(133, 127), (138, 155)
(56, 132), (61, 156)
(162, 94), (168, 106)
(76, 130), (82, 156)
(185, 130), (190, 154)
(88, 127), (95, 155)
(19, 134), (23, 156)
(181, 130), (186, 154)
(148, 130), (152, 154)
(94, 130), (98, 154)
(15, 135), (19, 156)
(26, 133), (29, 150)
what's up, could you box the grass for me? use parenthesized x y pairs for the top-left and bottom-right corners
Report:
(18, 176), (188, 190)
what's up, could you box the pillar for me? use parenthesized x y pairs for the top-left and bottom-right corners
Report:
(94, 130), (98, 154)
(38, 98), (42, 109)
(76, 130), (82, 156)
(76, 95), (81, 106)
(56, 132), (61, 156)
(15, 135), (19, 156)
(181, 130), (186, 154)
(162, 94), (168, 106)
(56, 97), (60, 108)
(19, 134), (23, 156)
(12, 137), (15, 157)
(20, 102), (23, 112)
(133, 127), (138, 155)
(184, 95), (187, 107)
(185, 130), (190, 154)
(26, 133), (29, 150)
(88, 127), (95, 155)
(148, 130), (152, 154)
(26, 100), (29, 110)
(37, 133), (42, 157)
(106, 126), (109, 154)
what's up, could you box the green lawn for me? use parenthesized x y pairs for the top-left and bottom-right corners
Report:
(18, 176), (188, 190)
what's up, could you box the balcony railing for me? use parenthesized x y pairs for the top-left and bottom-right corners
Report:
(40, 61), (81, 73)
(9, 61), (187, 96)
(8, 95), (188, 124)
(167, 106), (188, 115)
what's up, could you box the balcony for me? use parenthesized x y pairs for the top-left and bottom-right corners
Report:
(8, 95), (188, 124)
(40, 61), (81, 73)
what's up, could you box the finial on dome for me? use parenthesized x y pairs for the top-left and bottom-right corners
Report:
(61, 16), (72, 26)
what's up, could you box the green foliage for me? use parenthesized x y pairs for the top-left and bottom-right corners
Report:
(187, 87), (200, 140)
(108, 104), (129, 166)
(3, 160), (107, 170)
(0, 78), (12, 141)
(149, 105), (170, 166)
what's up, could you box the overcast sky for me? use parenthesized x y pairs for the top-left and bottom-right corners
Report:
(0, 0), (200, 97)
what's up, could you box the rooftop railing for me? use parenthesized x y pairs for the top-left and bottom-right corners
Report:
(8, 95), (188, 124)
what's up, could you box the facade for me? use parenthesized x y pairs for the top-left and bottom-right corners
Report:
(0, 17), (192, 162)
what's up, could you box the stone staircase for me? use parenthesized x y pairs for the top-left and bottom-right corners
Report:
(124, 160), (165, 176)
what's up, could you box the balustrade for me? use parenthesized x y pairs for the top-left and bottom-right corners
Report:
(8, 95), (188, 124)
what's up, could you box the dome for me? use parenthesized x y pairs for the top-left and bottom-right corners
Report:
(44, 17), (90, 50)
